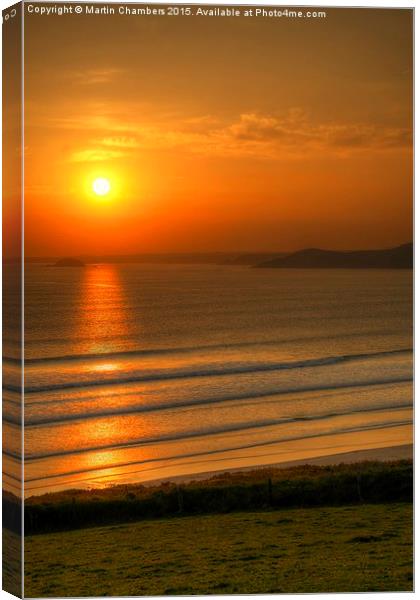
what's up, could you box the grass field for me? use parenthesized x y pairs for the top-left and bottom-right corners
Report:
(25, 502), (412, 597)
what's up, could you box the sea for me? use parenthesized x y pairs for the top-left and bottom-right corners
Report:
(3, 264), (413, 496)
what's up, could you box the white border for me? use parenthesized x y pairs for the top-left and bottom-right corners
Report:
(0, 2), (415, 600)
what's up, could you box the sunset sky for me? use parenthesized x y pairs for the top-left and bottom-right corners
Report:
(23, 7), (412, 256)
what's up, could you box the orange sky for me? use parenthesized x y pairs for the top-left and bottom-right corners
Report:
(23, 7), (413, 256)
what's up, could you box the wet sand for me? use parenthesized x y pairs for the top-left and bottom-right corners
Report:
(144, 438), (413, 488)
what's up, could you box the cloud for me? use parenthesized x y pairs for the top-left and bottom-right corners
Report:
(99, 136), (140, 148)
(225, 111), (411, 155)
(323, 123), (412, 150)
(64, 68), (125, 85)
(71, 148), (126, 162)
(61, 106), (411, 164)
(70, 135), (141, 162)
(125, 110), (411, 159)
(228, 113), (291, 142)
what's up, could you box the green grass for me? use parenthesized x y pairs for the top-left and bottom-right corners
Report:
(25, 503), (412, 597)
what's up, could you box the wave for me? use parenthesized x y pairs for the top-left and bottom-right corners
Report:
(23, 420), (412, 487)
(4, 330), (408, 365)
(14, 378), (412, 427)
(19, 405), (412, 461)
(5, 348), (413, 394)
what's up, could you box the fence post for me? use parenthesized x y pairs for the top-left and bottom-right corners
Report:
(356, 474), (363, 503)
(177, 486), (184, 513)
(267, 477), (273, 507)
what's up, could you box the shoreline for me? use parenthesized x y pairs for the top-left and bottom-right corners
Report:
(21, 442), (413, 503)
(22, 434), (413, 498)
(140, 442), (413, 488)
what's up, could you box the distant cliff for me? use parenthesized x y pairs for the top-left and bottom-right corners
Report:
(222, 252), (287, 266)
(255, 243), (413, 269)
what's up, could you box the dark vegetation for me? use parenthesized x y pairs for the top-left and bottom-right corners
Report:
(256, 242), (413, 269)
(3, 490), (22, 535)
(22, 460), (412, 535)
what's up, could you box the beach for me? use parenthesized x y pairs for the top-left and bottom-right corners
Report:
(158, 442), (413, 487)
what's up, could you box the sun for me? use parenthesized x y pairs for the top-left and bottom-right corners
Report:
(92, 177), (111, 196)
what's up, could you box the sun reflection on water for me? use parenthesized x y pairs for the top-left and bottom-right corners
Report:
(70, 264), (139, 487)
(77, 265), (130, 355)
(90, 362), (119, 372)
